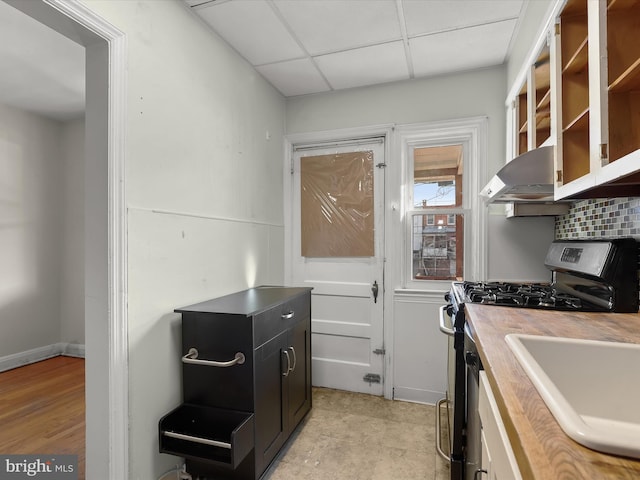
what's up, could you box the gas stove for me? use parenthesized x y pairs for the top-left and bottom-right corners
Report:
(439, 238), (640, 480)
(451, 238), (639, 314)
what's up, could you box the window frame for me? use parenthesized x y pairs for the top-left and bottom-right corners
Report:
(396, 118), (488, 291)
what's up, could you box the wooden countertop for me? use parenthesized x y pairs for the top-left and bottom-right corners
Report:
(465, 303), (640, 479)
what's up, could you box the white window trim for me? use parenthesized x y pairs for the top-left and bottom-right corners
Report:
(395, 117), (488, 291)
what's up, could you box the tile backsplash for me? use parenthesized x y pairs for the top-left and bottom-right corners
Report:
(555, 197), (640, 240)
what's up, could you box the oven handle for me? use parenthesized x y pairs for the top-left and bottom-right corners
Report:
(435, 397), (450, 461)
(439, 305), (455, 336)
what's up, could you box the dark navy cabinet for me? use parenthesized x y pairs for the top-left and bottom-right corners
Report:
(159, 286), (312, 480)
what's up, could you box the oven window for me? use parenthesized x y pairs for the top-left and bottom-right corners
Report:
(411, 144), (464, 281)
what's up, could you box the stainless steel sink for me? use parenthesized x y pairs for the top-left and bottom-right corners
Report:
(505, 333), (640, 459)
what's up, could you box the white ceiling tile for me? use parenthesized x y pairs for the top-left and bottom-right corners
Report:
(411, 19), (517, 78)
(315, 41), (409, 91)
(256, 58), (331, 97)
(196, 0), (304, 65)
(273, 0), (402, 56)
(402, 0), (524, 36)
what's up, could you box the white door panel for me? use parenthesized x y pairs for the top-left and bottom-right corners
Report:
(290, 140), (385, 395)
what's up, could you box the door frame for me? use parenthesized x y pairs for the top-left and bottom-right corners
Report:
(284, 124), (394, 399)
(6, 0), (128, 477)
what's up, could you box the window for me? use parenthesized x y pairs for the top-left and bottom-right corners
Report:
(411, 145), (464, 281)
(397, 118), (487, 288)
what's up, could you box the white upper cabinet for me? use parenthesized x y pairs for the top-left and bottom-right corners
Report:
(554, 0), (640, 199)
(507, 43), (553, 163)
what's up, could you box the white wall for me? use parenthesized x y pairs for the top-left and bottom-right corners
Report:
(78, 1), (286, 478)
(0, 102), (62, 356)
(0, 103), (85, 361)
(60, 118), (85, 345)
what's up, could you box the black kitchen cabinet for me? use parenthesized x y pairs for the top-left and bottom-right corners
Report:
(159, 286), (312, 480)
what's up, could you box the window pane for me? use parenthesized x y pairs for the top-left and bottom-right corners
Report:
(300, 151), (374, 257)
(412, 213), (464, 280)
(413, 145), (463, 207)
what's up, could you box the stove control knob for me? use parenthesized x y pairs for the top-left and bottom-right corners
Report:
(444, 292), (451, 302)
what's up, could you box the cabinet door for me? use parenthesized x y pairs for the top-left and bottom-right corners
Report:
(286, 317), (312, 433)
(554, 0), (595, 197)
(591, 0), (640, 185)
(254, 330), (288, 476)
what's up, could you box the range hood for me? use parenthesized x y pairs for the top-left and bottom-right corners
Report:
(481, 146), (556, 203)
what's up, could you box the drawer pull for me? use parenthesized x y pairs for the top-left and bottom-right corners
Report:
(182, 348), (245, 367)
(281, 311), (294, 320)
(162, 430), (231, 449)
(282, 350), (291, 377)
(289, 346), (297, 373)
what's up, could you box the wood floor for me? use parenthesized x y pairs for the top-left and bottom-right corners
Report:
(0, 356), (85, 479)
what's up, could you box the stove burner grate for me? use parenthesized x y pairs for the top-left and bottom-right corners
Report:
(460, 281), (588, 311)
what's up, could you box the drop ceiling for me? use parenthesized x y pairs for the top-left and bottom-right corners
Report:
(186, 0), (527, 97)
(0, 0), (528, 121)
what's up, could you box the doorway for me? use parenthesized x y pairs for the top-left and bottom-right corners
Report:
(287, 135), (387, 396)
(1, 0), (128, 477)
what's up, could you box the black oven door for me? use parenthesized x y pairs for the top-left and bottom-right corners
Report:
(464, 322), (483, 480)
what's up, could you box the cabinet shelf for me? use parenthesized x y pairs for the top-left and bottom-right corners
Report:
(562, 38), (588, 75)
(536, 89), (551, 111)
(563, 107), (589, 133)
(607, 5), (640, 92)
(609, 59), (640, 92)
(519, 121), (528, 135)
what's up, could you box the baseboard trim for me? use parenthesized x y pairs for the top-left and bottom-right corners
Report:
(63, 343), (86, 358)
(0, 343), (86, 372)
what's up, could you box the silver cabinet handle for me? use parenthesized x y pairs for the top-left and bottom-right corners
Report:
(281, 311), (294, 320)
(435, 397), (450, 461)
(162, 430), (231, 450)
(439, 305), (455, 336)
(289, 346), (297, 373)
(182, 348), (245, 367)
(282, 349), (291, 377)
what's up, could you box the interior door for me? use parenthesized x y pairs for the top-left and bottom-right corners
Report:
(290, 140), (385, 395)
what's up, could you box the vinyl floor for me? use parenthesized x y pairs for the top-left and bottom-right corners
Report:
(267, 387), (451, 480)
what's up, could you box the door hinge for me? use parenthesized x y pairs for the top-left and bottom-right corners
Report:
(376, 162), (387, 169)
(373, 348), (386, 355)
(556, 169), (563, 183)
(600, 143), (609, 164)
(363, 373), (381, 384)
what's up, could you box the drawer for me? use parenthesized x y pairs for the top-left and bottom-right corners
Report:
(182, 315), (254, 411)
(159, 404), (254, 469)
(253, 293), (310, 347)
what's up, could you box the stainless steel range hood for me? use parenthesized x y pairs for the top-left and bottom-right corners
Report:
(481, 146), (556, 203)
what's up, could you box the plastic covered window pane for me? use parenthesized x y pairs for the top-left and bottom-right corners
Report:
(300, 151), (374, 257)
